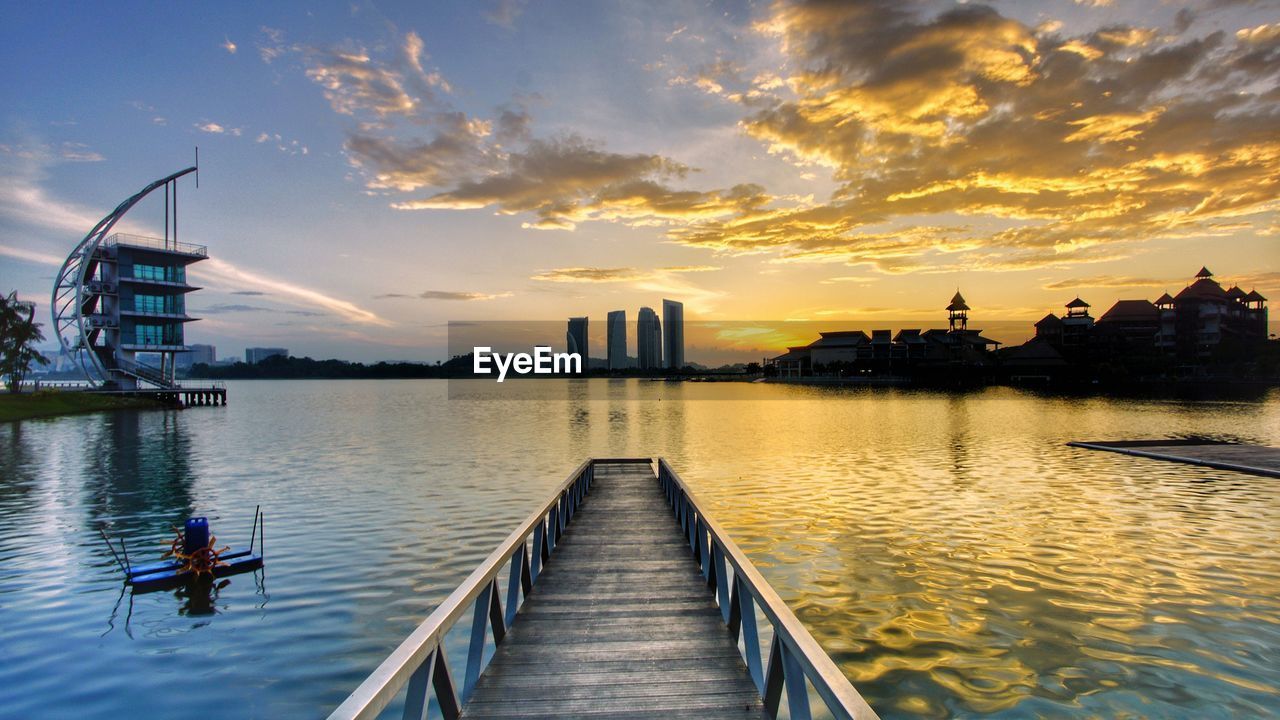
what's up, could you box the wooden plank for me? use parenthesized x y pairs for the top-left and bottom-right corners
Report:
(1069, 440), (1280, 478)
(460, 462), (764, 719)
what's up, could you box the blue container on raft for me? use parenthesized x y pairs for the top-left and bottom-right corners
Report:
(183, 517), (209, 554)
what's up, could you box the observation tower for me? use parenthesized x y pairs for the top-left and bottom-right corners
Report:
(51, 165), (210, 392)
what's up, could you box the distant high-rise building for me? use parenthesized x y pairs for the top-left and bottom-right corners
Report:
(177, 343), (216, 368)
(662, 299), (684, 370)
(606, 310), (627, 370)
(637, 306), (661, 371)
(246, 347), (288, 364)
(566, 317), (588, 373)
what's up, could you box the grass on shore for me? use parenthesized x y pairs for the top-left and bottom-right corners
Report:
(0, 390), (165, 422)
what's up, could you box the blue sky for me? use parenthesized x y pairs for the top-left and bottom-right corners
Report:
(2, 1), (1277, 362)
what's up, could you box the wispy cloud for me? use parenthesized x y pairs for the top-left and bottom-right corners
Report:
(0, 242), (63, 266)
(530, 266), (724, 312)
(1042, 275), (1174, 290)
(193, 258), (389, 326)
(222, 37), (237, 54)
(195, 121), (242, 136)
(375, 290), (512, 301)
(484, 0), (527, 29)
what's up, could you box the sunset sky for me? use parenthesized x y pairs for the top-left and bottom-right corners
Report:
(1, 0), (1277, 362)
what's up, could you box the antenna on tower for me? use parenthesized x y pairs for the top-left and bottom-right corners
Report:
(195, 146), (200, 188)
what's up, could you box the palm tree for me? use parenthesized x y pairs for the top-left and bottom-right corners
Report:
(1, 292), (50, 392)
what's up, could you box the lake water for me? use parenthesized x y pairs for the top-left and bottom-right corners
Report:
(2, 380), (1279, 719)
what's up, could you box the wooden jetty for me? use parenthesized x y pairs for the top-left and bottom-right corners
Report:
(328, 459), (879, 720)
(1069, 440), (1280, 479)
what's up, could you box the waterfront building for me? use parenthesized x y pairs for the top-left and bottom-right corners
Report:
(606, 310), (627, 370)
(947, 291), (969, 331)
(770, 291), (998, 378)
(662, 299), (684, 370)
(51, 167), (209, 390)
(246, 347), (288, 364)
(177, 343), (216, 369)
(1016, 266), (1269, 376)
(637, 306), (661, 370)
(566, 317), (588, 372)
(72, 234), (206, 388)
(808, 331), (869, 368)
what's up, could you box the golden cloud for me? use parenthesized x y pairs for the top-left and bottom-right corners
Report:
(664, 0), (1280, 274)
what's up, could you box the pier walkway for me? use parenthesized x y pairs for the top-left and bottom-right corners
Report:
(328, 458), (878, 720)
(1069, 440), (1280, 479)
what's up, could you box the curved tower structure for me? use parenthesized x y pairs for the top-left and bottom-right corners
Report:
(51, 166), (206, 389)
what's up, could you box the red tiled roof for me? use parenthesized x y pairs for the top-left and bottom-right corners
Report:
(1175, 277), (1227, 302)
(1098, 299), (1159, 324)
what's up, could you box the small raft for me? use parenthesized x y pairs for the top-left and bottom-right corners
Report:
(103, 509), (265, 592)
(127, 546), (263, 591)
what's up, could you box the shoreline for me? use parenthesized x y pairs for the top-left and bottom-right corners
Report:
(0, 391), (169, 423)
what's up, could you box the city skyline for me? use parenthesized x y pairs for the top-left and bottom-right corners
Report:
(2, 1), (1278, 363)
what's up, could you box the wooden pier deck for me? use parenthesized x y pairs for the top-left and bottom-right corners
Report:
(462, 462), (762, 719)
(1069, 440), (1280, 478)
(328, 458), (878, 720)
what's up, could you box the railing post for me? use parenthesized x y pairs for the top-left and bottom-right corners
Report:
(714, 543), (730, 622)
(698, 517), (711, 582)
(463, 582), (493, 700)
(506, 542), (526, 628)
(488, 578), (506, 645)
(531, 520), (545, 582)
(433, 643), (461, 720)
(401, 648), (435, 720)
(739, 577), (764, 693)
(764, 636), (785, 718)
(781, 638), (812, 720)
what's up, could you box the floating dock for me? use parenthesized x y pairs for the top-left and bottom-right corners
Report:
(328, 459), (878, 720)
(1069, 440), (1280, 479)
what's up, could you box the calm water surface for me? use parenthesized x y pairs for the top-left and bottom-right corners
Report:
(2, 380), (1279, 719)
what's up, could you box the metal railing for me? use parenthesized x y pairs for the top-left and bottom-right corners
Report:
(104, 232), (207, 257)
(658, 458), (880, 720)
(328, 459), (598, 720)
(329, 458), (880, 720)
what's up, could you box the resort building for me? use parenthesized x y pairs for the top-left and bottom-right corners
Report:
(1030, 267), (1268, 362)
(637, 306), (661, 371)
(770, 291), (1000, 379)
(663, 299), (684, 370)
(606, 310), (627, 370)
(246, 347), (288, 365)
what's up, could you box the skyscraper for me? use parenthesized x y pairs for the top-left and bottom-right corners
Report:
(606, 310), (627, 370)
(177, 343), (216, 369)
(637, 306), (661, 370)
(566, 317), (588, 373)
(246, 347), (288, 364)
(662, 299), (684, 370)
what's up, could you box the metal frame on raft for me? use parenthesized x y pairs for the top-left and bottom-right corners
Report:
(328, 458), (879, 720)
(99, 506), (266, 592)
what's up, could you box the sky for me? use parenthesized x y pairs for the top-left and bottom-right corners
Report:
(0, 0), (1277, 363)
